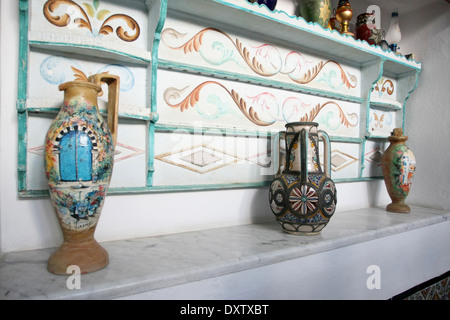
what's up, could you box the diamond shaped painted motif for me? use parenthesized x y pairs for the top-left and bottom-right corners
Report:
(365, 148), (383, 166)
(155, 144), (242, 174)
(329, 149), (358, 172)
(180, 150), (221, 167)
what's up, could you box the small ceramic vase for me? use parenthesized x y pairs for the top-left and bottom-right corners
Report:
(299, 0), (332, 29)
(381, 128), (416, 213)
(328, 8), (338, 30)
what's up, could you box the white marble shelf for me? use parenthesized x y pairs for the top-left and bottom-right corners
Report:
(1, 206), (449, 300)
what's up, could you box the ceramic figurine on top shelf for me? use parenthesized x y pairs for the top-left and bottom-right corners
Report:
(44, 73), (120, 275)
(269, 122), (337, 235)
(381, 128), (416, 213)
(355, 12), (380, 45)
(298, 0), (332, 29)
(335, 0), (353, 36)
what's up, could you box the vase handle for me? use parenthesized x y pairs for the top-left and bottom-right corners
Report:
(318, 130), (331, 178)
(274, 131), (286, 177)
(89, 73), (120, 149)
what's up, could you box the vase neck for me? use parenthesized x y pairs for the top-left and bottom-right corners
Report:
(59, 81), (101, 108)
(388, 136), (407, 143)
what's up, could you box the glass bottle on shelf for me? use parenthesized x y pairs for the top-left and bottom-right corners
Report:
(385, 10), (401, 52)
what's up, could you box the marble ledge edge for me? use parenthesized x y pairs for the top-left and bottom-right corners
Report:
(3, 206), (450, 300)
(36, 206), (450, 300)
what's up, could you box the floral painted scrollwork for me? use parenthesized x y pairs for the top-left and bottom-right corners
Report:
(164, 81), (273, 126)
(161, 27), (358, 89)
(44, 0), (93, 30)
(43, 0), (140, 42)
(163, 27), (272, 77)
(299, 101), (358, 128)
(163, 82), (358, 129)
(291, 60), (357, 89)
(373, 78), (394, 96)
(98, 14), (140, 42)
(40, 55), (135, 93)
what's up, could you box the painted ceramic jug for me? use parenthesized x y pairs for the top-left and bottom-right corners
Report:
(381, 128), (416, 213)
(269, 122), (337, 235)
(44, 73), (119, 275)
(299, 0), (332, 29)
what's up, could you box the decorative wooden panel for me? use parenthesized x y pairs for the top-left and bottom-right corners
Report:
(17, 0), (421, 196)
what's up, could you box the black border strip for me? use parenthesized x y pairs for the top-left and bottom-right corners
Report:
(390, 270), (450, 300)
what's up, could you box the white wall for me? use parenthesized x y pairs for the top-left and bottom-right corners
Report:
(3, 0), (446, 254)
(399, 2), (450, 210)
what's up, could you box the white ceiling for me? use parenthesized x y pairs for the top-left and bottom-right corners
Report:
(359, 0), (446, 15)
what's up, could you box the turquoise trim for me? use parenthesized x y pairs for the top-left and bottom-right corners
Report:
(17, 0), (29, 193)
(366, 59), (385, 136)
(402, 70), (421, 135)
(29, 40), (151, 64)
(155, 124), (278, 137)
(17, 176), (384, 198)
(370, 102), (401, 111)
(148, 0), (168, 187)
(361, 59), (384, 178)
(27, 107), (150, 121)
(360, 139), (367, 178)
(334, 177), (383, 183)
(158, 60), (364, 103)
(155, 124), (363, 142)
(329, 136), (364, 143)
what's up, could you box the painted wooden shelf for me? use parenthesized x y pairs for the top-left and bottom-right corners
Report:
(16, 0), (422, 196)
(28, 41), (151, 64)
(166, 0), (421, 73)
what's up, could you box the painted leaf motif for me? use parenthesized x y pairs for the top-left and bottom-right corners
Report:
(82, 3), (95, 18)
(299, 101), (358, 128)
(97, 9), (110, 20)
(71, 66), (88, 82)
(165, 81), (273, 126)
(99, 25), (113, 35)
(44, 0), (93, 32)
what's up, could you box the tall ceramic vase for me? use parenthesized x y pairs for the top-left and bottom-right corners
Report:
(269, 122), (337, 235)
(298, 0), (332, 29)
(381, 128), (416, 213)
(44, 73), (120, 275)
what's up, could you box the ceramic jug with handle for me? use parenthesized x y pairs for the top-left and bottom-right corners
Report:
(269, 122), (337, 235)
(44, 73), (119, 275)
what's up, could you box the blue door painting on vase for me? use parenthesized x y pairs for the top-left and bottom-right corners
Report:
(59, 130), (93, 182)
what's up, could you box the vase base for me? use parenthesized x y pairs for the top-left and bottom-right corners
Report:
(386, 202), (411, 213)
(283, 229), (321, 236)
(47, 239), (109, 275)
(277, 221), (326, 236)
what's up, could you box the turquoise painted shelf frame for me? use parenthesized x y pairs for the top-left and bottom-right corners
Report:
(17, 0), (421, 197)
